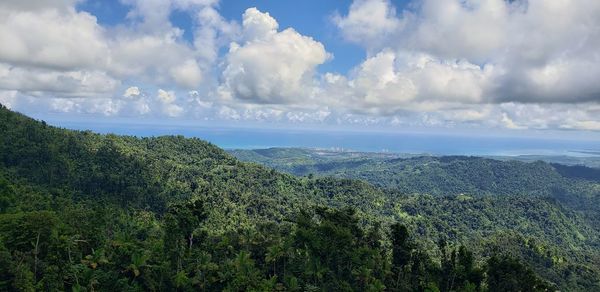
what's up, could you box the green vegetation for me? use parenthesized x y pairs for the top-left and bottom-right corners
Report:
(1, 105), (599, 290)
(230, 148), (600, 197)
(231, 149), (600, 290)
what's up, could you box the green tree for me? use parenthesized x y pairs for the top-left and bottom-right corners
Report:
(486, 255), (554, 292)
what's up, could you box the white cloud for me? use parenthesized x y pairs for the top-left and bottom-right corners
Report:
(193, 6), (240, 64)
(0, 8), (108, 70)
(495, 103), (598, 131)
(156, 89), (184, 117)
(107, 30), (199, 82)
(123, 86), (141, 98)
(501, 112), (526, 130)
(0, 0), (78, 12)
(0, 0), (221, 99)
(169, 59), (203, 89)
(346, 51), (417, 109)
(286, 109), (331, 123)
(334, 0), (600, 105)
(2, 0), (600, 132)
(188, 90), (213, 109)
(157, 89), (177, 104)
(49, 98), (77, 113)
(0, 90), (18, 109)
(562, 121), (600, 131)
(410, 0), (509, 62)
(0, 64), (120, 97)
(163, 103), (184, 117)
(241, 7), (278, 41)
(322, 50), (494, 114)
(136, 98), (154, 115)
(333, 0), (402, 52)
(46, 97), (123, 116)
(218, 105), (241, 120)
(219, 7), (329, 104)
(433, 106), (492, 124)
(122, 0), (218, 32)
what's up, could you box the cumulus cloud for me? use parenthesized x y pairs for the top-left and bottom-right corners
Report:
(193, 6), (240, 64)
(321, 50), (495, 114)
(157, 89), (177, 104)
(500, 112), (526, 130)
(123, 86), (141, 98)
(0, 0), (223, 100)
(162, 103), (184, 117)
(43, 97), (123, 116)
(157, 89), (184, 117)
(2, 0), (600, 132)
(333, 0), (402, 52)
(241, 7), (278, 41)
(334, 0), (600, 106)
(213, 104), (333, 124)
(169, 59), (203, 89)
(217, 105), (241, 120)
(10, 85), (181, 118)
(218, 7), (329, 104)
(563, 121), (600, 131)
(0, 64), (120, 97)
(121, 86), (152, 114)
(0, 8), (108, 70)
(131, 100), (151, 115)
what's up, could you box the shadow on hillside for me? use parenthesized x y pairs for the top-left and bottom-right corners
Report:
(552, 163), (600, 182)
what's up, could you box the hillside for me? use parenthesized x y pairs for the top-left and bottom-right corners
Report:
(230, 148), (600, 196)
(0, 108), (391, 226)
(232, 148), (600, 288)
(1, 106), (599, 290)
(231, 148), (600, 222)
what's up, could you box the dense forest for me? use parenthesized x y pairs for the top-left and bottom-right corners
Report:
(1, 104), (599, 291)
(231, 149), (600, 289)
(230, 148), (600, 197)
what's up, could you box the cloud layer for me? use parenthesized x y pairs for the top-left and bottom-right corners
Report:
(1, 0), (600, 132)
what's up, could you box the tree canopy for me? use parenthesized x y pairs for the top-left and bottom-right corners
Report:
(0, 104), (598, 290)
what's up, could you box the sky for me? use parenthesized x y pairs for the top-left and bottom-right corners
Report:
(1, 0), (600, 138)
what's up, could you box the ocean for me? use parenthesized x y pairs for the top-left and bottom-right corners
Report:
(42, 119), (600, 157)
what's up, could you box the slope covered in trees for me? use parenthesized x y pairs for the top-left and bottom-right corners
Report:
(232, 148), (600, 233)
(230, 148), (600, 197)
(1, 105), (599, 290)
(231, 148), (600, 289)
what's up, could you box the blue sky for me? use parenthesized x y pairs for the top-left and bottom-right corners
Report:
(1, 0), (600, 141)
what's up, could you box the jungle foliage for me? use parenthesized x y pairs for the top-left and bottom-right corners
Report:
(1, 105), (599, 291)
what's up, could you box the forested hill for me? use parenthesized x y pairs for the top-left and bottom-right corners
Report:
(0, 106), (387, 221)
(230, 147), (600, 197)
(231, 148), (600, 233)
(229, 148), (600, 289)
(1, 105), (600, 291)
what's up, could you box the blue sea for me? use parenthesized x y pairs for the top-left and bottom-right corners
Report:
(41, 118), (600, 157)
